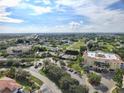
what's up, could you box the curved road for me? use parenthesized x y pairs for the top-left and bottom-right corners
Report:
(25, 68), (62, 93)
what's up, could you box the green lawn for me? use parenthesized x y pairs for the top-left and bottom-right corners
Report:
(104, 43), (114, 52)
(39, 69), (46, 76)
(67, 39), (85, 51)
(23, 86), (30, 92)
(71, 63), (83, 75)
(31, 76), (43, 86)
(62, 44), (70, 50)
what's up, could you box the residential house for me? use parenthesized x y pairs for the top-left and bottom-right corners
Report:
(0, 77), (22, 93)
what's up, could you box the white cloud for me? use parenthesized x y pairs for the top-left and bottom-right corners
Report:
(0, 16), (23, 23)
(42, 0), (51, 5)
(55, 0), (124, 33)
(35, 0), (51, 5)
(0, 0), (22, 7)
(20, 3), (52, 15)
(0, 0), (23, 23)
(31, 6), (52, 15)
(0, 0), (124, 33)
(56, 0), (84, 7)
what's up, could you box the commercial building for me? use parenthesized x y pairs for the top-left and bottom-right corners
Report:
(6, 45), (32, 56)
(83, 51), (124, 70)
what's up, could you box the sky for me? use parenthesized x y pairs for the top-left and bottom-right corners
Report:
(0, 0), (124, 33)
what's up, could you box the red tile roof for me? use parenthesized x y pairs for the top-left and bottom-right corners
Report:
(0, 77), (21, 91)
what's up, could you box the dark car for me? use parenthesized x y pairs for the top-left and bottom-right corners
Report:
(101, 69), (108, 73)
(34, 65), (38, 69)
(68, 69), (73, 72)
(38, 63), (42, 66)
(74, 71), (78, 74)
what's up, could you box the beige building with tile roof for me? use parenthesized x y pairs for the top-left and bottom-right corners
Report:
(83, 51), (124, 70)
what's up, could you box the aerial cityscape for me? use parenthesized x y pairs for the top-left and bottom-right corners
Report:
(0, 0), (124, 93)
(0, 33), (123, 93)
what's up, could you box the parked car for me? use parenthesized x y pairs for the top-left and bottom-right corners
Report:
(68, 69), (73, 72)
(38, 63), (42, 66)
(74, 71), (78, 74)
(34, 65), (38, 69)
(101, 69), (108, 73)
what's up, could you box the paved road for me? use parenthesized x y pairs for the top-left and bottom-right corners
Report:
(40, 84), (53, 93)
(25, 67), (62, 93)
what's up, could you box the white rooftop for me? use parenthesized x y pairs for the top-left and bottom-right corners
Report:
(87, 51), (120, 60)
